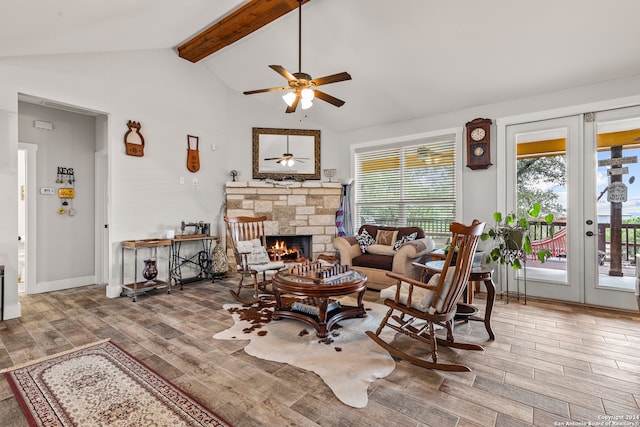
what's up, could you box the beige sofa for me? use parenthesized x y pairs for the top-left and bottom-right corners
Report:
(333, 225), (435, 290)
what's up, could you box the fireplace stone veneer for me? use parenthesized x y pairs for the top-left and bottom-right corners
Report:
(225, 181), (342, 268)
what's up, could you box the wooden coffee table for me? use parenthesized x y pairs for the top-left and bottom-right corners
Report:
(271, 267), (368, 338)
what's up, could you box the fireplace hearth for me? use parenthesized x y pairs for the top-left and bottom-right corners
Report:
(266, 235), (312, 262)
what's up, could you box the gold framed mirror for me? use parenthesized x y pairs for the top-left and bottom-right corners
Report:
(252, 127), (321, 180)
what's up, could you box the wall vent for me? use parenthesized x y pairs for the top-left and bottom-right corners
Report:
(33, 120), (53, 131)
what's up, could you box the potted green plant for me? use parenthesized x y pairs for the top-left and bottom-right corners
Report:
(481, 203), (554, 270)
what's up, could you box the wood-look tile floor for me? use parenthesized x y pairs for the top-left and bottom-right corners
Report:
(1, 278), (639, 427)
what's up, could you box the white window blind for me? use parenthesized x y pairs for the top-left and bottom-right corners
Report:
(353, 135), (456, 238)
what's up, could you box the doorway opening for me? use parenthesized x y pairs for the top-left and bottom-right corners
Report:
(17, 94), (109, 294)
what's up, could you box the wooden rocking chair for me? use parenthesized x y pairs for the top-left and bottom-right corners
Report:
(366, 220), (486, 372)
(224, 216), (285, 304)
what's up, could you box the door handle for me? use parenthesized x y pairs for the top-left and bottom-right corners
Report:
(586, 231), (594, 237)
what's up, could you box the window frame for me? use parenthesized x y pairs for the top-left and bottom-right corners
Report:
(349, 128), (463, 241)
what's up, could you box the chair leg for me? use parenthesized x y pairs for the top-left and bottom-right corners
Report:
(229, 273), (261, 304)
(229, 270), (278, 305)
(435, 320), (484, 351)
(429, 321), (438, 364)
(366, 312), (481, 372)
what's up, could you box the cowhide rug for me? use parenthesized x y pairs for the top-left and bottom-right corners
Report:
(213, 296), (396, 408)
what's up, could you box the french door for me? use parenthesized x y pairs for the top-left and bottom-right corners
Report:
(506, 116), (582, 303)
(505, 107), (639, 311)
(583, 106), (640, 310)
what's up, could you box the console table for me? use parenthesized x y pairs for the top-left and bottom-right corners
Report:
(121, 239), (172, 302)
(412, 260), (495, 340)
(170, 235), (217, 289)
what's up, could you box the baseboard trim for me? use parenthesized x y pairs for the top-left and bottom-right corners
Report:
(29, 275), (97, 294)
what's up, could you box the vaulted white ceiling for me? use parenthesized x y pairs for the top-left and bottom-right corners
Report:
(2, 0), (639, 132)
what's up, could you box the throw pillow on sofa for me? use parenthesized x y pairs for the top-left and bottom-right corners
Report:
(375, 229), (398, 246)
(356, 229), (376, 253)
(393, 231), (418, 250)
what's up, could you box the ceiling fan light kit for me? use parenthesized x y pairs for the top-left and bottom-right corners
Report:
(244, 0), (351, 113)
(283, 91), (297, 106)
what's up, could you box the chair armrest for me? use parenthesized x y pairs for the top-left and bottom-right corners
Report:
(386, 271), (437, 291)
(333, 236), (362, 266)
(392, 237), (436, 279)
(395, 237), (435, 258)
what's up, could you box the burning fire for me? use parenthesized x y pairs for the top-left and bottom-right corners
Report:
(269, 240), (299, 260)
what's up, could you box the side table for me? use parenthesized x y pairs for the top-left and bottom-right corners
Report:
(121, 239), (172, 302)
(412, 260), (495, 340)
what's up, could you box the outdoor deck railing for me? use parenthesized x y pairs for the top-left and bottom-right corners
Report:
(364, 217), (640, 263)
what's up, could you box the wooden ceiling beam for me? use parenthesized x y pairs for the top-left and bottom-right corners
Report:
(177, 0), (309, 63)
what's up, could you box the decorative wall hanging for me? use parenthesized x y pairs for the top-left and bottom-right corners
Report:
(186, 134), (200, 173)
(124, 120), (145, 157)
(56, 167), (75, 216)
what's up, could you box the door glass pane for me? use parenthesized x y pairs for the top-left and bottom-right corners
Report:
(595, 123), (640, 290)
(516, 132), (567, 280)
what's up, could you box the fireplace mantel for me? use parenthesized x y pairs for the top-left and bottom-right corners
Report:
(225, 181), (342, 264)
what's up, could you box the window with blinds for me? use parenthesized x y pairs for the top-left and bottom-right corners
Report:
(353, 134), (457, 238)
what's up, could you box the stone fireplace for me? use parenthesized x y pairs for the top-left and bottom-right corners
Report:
(225, 181), (342, 267)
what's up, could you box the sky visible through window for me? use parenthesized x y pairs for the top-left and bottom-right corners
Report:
(597, 147), (640, 221)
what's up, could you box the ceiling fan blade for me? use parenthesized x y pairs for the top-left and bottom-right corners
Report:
(311, 72), (352, 87)
(243, 86), (289, 95)
(269, 65), (296, 82)
(263, 157), (284, 160)
(314, 90), (346, 107)
(285, 93), (300, 113)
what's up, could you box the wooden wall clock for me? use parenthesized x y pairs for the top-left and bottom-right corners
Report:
(465, 118), (492, 170)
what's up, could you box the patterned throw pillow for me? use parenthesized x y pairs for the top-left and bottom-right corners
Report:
(237, 239), (270, 264)
(375, 230), (398, 246)
(356, 229), (376, 253)
(247, 246), (270, 265)
(393, 232), (418, 251)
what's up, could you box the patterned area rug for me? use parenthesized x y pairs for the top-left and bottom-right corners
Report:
(213, 297), (396, 408)
(2, 339), (232, 427)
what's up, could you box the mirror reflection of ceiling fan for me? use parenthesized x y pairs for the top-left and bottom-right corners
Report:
(263, 135), (308, 166)
(243, 0), (352, 113)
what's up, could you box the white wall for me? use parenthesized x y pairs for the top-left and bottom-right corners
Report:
(0, 48), (343, 318)
(0, 49), (237, 314)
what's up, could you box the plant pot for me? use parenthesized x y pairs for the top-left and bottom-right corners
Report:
(505, 229), (525, 251)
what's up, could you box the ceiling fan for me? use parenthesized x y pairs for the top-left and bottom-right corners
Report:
(243, 0), (352, 113)
(263, 135), (308, 166)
